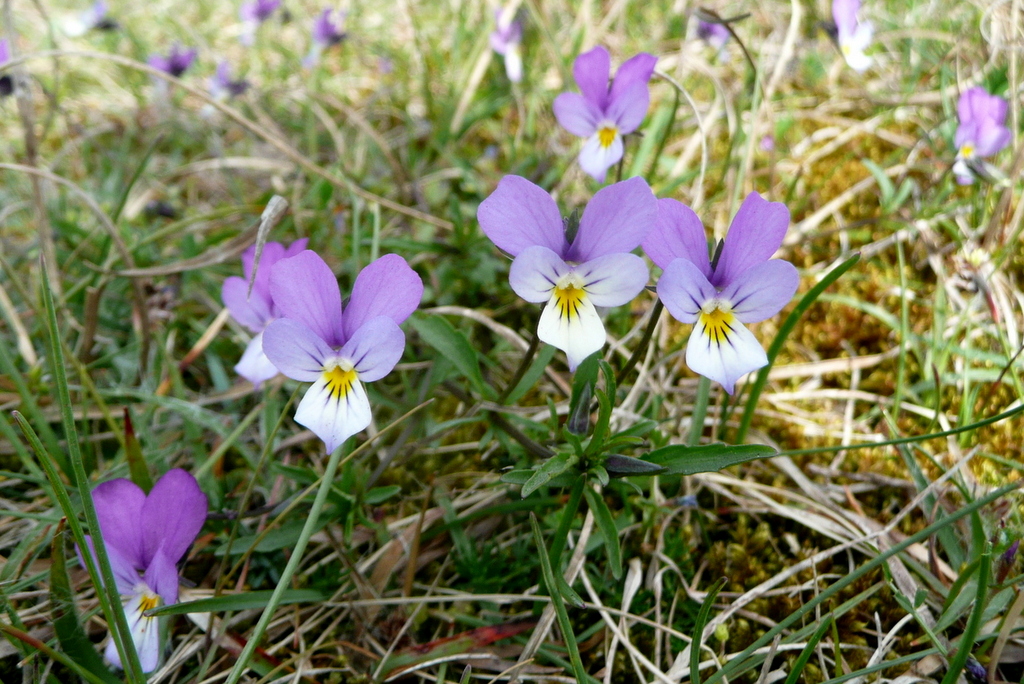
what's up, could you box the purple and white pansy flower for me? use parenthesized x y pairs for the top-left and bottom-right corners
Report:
(953, 87), (1011, 184)
(222, 238), (308, 388)
(84, 469), (207, 672)
(553, 46), (657, 182)
(490, 9), (524, 83)
(832, 0), (872, 72)
(262, 252), (423, 453)
(697, 20), (730, 57)
(478, 175), (657, 371)
(304, 8), (346, 67)
(644, 192), (799, 394)
(148, 44), (197, 78)
(240, 0), (280, 44)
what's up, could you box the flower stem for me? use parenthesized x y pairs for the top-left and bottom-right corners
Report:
(498, 331), (539, 404)
(547, 474), (586, 568)
(688, 376), (712, 446)
(222, 443), (349, 684)
(616, 298), (662, 385)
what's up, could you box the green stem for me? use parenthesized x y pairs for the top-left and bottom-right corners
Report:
(616, 299), (662, 385)
(688, 376), (712, 446)
(547, 475), (586, 569)
(498, 331), (540, 404)
(223, 443), (350, 684)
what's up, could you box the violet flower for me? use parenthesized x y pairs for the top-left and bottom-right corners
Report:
(478, 175), (657, 371)
(149, 44), (197, 78)
(697, 20), (730, 56)
(490, 9), (523, 83)
(0, 40), (11, 98)
(222, 238), (308, 387)
(303, 9), (346, 67)
(209, 60), (250, 100)
(953, 87), (1011, 184)
(84, 469), (207, 672)
(643, 193), (799, 394)
(63, 1), (116, 36)
(262, 252), (423, 453)
(832, 0), (872, 72)
(240, 0), (280, 44)
(553, 46), (657, 182)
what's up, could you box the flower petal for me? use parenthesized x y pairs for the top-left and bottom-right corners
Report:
(657, 258), (717, 324)
(222, 276), (270, 332)
(80, 536), (141, 595)
(553, 92), (601, 137)
(93, 478), (146, 568)
(343, 254), (423, 339)
(573, 45), (611, 109)
(537, 290), (605, 371)
(713, 192), (790, 288)
(340, 316), (405, 382)
(509, 246), (569, 303)
(842, 43), (873, 73)
(294, 372), (372, 454)
(140, 469), (207, 568)
(269, 250), (345, 348)
(567, 176), (656, 262)
(642, 198), (712, 274)
(144, 546), (180, 605)
(477, 175), (568, 257)
(832, 0), (860, 37)
(262, 318), (335, 382)
(233, 332), (280, 388)
(686, 317), (768, 395)
(722, 259), (800, 322)
(609, 52), (657, 103)
(503, 45), (523, 83)
(577, 131), (623, 183)
(606, 79), (651, 135)
(576, 253), (649, 307)
(122, 589), (163, 672)
(974, 122), (1011, 158)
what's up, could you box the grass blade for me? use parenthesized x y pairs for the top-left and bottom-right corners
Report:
(691, 577), (727, 684)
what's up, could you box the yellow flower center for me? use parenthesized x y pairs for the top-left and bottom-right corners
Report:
(597, 126), (618, 148)
(698, 299), (737, 347)
(552, 274), (587, 321)
(960, 143), (975, 159)
(138, 591), (161, 614)
(323, 362), (358, 400)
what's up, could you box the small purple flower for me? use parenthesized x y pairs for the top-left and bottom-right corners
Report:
(553, 46), (657, 182)
(832, 0), (872, 72)
(148, 44), (197, 78)
(240, 0), (280, 45)
(644, 193), (799, 394)
(209, 60), (250, 100)
(63, 1), (115, 36)
(0, 39), (12, 98)
(760, 134), (775, 151)
(490, 9), (523, 83)
(478, 176), (657, 371)
(222, 239), (308, 387)
(697, 20), (729, 56)
(262, 252), (423, 453)
(304, 8), (346, 67)
(83, 469), (207, 672)
(953, 87), (1011, 184)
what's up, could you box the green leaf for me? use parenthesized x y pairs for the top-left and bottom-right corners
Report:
(147, 589), (331, 617)
(50, 524), (122, 684)
(862, 159), (895, 206)
(365, 485), (402, 505)
(504, 344), (557, 405)
(646, 443), (777, 475)
(691, 577), (727, 684)
(123, 408), (152, 493)
(783, 614), (833, 684)
(521, 452), (579, 498)
(604, 454), (666, 476)
(566, 352), (600, 435)
(557, 574), (585, 608)
(583, 487), (622, 580)
(411, 315), (492, 398)
(500, 469), (576, 489)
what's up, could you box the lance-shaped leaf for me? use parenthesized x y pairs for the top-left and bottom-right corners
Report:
(521, 452), (579, 498)
(646, 443), (777, 475)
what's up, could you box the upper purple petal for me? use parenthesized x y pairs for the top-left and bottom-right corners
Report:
(80, 536), (142, 595)
(263, 318), (335, 381)
(92, 478), (146, 569)
(340, 316), (406, 382)
(606, 79), (651, 135)
(721, 259), (799, 323)
(974, 124), (1011, 158)
(832, 0), (860, 37)
(222, 276), (271, 332)
(642, 198), (712, 276)
(478, 175), (569, 258)
(140, 469), (207, 568)
(712, 192), (790, 288)
(565, 176), (657, 262)
(573, 46), (611, 109)
(608, 52), (656, 103)
(269, 250), (346, 348)
(0, 39), (10, 65)
(343, 254), (423, 339)
(553, 92), (601, 137)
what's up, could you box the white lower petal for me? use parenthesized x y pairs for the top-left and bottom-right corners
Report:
(106, 585), (163, 672)
(685, 311), (768, 395)
(578, 129), (624, 183)
(841, 42), (872, 72)
(537, 288), (605, 371)
(294, 366), (372, 453)
(504, 45), (523, 83)
(234, 333), (280, 388)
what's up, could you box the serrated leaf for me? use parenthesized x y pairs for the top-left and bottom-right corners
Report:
(147, 589), (331, 617)
(411, 315), (491, 398)
(583, 487), (622, 579)
(522, 453), (579, 498)
(646, 443), (776, 475)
